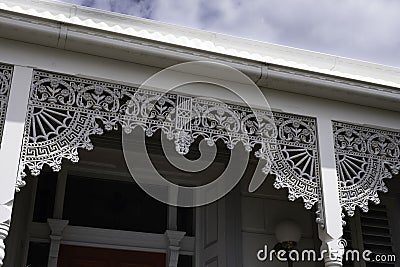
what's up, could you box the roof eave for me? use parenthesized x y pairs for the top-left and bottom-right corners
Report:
(0, 0), (399, 112)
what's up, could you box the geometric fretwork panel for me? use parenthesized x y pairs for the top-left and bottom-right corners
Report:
(269, 114), (320, 209)
(0, 64), (13, 147)
(18, 70), (321, 210)
(333, 121), (400, 216)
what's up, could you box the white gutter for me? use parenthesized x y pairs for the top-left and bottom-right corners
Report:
(0, 0), (399, 111)
(0, 0), (399, 89)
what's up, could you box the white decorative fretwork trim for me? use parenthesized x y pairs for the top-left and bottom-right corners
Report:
(18, 70), (321, 210)
(333, 121), (400, 216)
(0, 64), (12, 147)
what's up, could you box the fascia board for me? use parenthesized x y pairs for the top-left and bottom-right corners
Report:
(0, 1), (399, 112)
(0, 0), (399, 89)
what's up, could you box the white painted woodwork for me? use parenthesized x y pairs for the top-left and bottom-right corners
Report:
(0, 66), (32, 266)
(3, 176), (37, 267)
(47, 219), (69, 267)
(165, 230), (186, 267)
(316, 119), (344, 266)
(0, 2), (398, 267)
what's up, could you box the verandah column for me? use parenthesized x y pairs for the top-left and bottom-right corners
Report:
(0, 66), (32, 266)
(316, 118), (345, 267)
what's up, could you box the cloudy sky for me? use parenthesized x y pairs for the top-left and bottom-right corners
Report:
(59, 0), (400, 67)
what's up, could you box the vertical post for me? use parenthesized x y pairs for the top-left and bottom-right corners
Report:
(47, 219), (69, 267)
(53, 168), (68, 219)
(316, 118), (345, 267)
(168, 206), (178, 231)
(165, 230), (185, 267)
(0, 66), (32, 266)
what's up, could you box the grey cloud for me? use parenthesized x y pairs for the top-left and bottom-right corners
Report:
(61, 0), (154, 18)
(59, 0), (400, 67)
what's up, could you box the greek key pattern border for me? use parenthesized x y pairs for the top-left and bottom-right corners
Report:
(333, 121), (400, 216)
(16, 69), (322, 210)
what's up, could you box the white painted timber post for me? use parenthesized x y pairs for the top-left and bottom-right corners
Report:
(316, 118), (345, 267)
(0, 66), (32, 266)
(165, 230), (185, 267)
(47, 219), (69, 267)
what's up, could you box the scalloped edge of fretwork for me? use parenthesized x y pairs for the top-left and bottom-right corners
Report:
(340, 162), (396, 217)
(272, 171), (319, 210)
(315, 197), (326, 228)
(334, 121), (400, 217)
(0, 64), (13, 147)
(341, 193), (382, 217)
(271, 113), (320, 211)
(16, 111), (104, 190)
(23, 69), (323, 206)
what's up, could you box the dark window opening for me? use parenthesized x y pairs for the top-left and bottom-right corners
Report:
(178, 255), (193, 267)
(177, 207), (195, 236)
(26, 242), (50, 267)
(32, 171), (57, 223)
(63, 175), (168, 233)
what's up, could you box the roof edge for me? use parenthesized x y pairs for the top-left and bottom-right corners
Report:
(0, 0), (399, 89)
